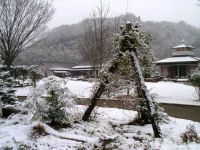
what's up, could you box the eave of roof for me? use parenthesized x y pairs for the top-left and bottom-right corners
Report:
(50, 67), (72, 71)
(71, 69), (93, 71)
(54, 71), (67, 73)
(155, 56), (200, 64)
(172, 44), (195, 49)
(72, 65), (93, 69)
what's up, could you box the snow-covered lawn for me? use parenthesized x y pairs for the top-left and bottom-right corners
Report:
(146, 81), (199, 106)
(15, 79), (200, 106)
(15, 79), (94, 98)
(0, 106), (200, 150)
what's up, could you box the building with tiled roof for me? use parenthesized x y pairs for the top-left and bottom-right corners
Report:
(155, 43), (200, 78)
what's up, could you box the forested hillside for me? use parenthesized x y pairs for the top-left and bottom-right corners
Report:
(15, 14), (200, 65)
(142, 21), (200, 59)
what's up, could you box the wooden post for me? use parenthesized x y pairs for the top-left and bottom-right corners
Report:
(129, 51), (161, 138)
(177, 65), (180, 78)
(82, 60), (119, 121)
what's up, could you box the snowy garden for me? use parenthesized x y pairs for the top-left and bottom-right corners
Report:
(1, 76), (200, 149)
(1, 22), (200, 150)
(0, 0), (200, 147)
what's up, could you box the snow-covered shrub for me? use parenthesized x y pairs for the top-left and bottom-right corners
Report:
(132, 92), (169, 125)
(150, 92), (169, 124)
(0, 71), (17, 105)
(151, 101), (169, 124)
(9, 66), (29, 81)
(181, 124), (200, 144)
(26, 76), (77, 126)
(152, 71), (163, 82)
(28, 65), (44, 88)
(190, 64), (200, 100)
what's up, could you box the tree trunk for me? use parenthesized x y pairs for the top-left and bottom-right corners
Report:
(129, 51), (161, 138)
(6, 62), (11, 71)
(33, 79), (36, 88)
(135, 84), (150, 124)
(82, 82), (106, 121)
(82, 61), (119, 121)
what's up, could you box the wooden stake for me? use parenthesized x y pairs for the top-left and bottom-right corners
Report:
(129, 51), (161, 138)
(82, 61), (119, 121)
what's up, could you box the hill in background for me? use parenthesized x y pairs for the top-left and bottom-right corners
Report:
(15, 14), (200, 66)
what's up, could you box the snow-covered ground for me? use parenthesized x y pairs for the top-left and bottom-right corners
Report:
(1, 78), (200, 149)
(15, 79), (200, 106)
(15, 79), (94, 98)
(0, 106), (200, 150)
(146, 81), (199, 106)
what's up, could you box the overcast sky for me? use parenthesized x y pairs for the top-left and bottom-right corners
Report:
(48, 0), (200, 29)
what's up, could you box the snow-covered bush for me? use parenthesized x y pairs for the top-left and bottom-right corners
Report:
(28, 65), (44, 88)
(0, 56), (18, 118)
(151, 100), (169, 124)
(26, 76), (77, 126)
(152, 71), (163, 82)
(181, 124), (200, 144)
(9, 66), (28, 81)
(0, 71), (17, 105)
(190, 64), (200, 100)
(133, 92), (169, 125)
(0, 65), (35, 87)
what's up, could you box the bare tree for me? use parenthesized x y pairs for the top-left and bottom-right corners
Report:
(80, 0), (111, 70)
(0, 0), (54, 70)
(80, 21), (99, 70)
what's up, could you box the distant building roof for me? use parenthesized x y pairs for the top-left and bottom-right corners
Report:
(155, 56), (200, 64)
(72, 65), (92, 69)
(54, 71), (67, 73)
(172, 44), (195, 49)
(50, 67), (72, 71)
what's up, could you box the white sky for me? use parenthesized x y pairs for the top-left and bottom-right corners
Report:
(48, 0), (200, 29)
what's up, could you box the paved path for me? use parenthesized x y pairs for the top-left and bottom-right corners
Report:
(160, 103), (200, 122)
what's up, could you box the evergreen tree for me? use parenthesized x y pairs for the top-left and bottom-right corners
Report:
(26, 76), (76, 126)
(110, 23), (165, 125)
(82, 22), (163, 137)
(0, 71), (17, 105)
(0, 57), (17, 117)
